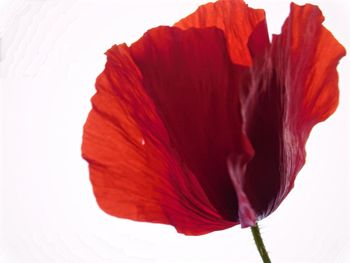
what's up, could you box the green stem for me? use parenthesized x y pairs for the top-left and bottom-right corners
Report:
(250, 223), (271, 263)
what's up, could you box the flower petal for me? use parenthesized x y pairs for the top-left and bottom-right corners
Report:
(174, 0), (268, 66)
(130, 26), (253, 224)
(271, 3), (346, 208)
(82, 42), (237, 235)
(174, 0), (271, 226)
(241, 3), (346, 218)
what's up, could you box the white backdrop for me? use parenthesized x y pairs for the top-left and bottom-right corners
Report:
(0, 0), (349, 262)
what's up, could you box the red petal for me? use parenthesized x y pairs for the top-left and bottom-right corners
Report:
(174, 0), (268, 66)
(82, 42), (236, 235)
(130, 26), (254, 225)
(242, 3), (346, 218)
(173, 0), (271, 226)
(272, 3), (346, 206)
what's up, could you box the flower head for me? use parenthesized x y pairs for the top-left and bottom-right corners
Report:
(82, 0), (345, 235)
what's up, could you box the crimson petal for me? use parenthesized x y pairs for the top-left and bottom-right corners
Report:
(82, 26), (251, 234)
(174, 0), (270, 226)
(242, 3), (346, 218)
(130, 26), (253, 225)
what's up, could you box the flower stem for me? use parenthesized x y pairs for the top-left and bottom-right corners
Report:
(250, 223), (271, 263)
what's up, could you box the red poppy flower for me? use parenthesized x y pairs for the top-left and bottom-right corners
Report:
(82, 0), (345, 235)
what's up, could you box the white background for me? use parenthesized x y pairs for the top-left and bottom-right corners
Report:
(0, 0), (349, 262)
